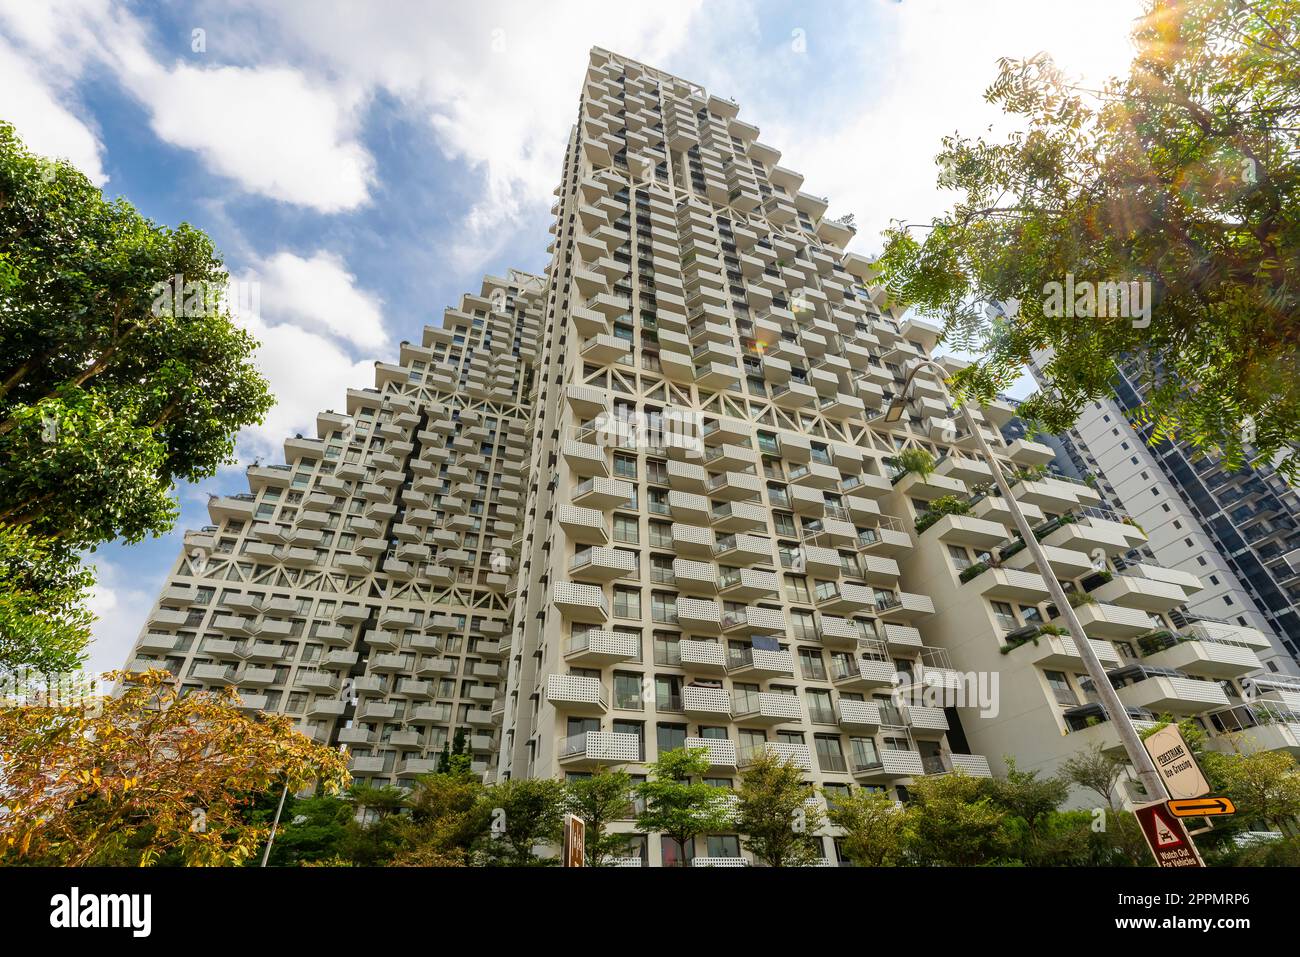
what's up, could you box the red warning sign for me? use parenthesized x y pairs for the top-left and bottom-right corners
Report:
(1134, 800), (1205, 868)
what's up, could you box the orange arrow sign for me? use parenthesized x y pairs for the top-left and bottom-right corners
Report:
(1166, 797), (1236, 817)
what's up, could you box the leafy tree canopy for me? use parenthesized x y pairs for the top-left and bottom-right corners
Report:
(877, 0), (1300, 480)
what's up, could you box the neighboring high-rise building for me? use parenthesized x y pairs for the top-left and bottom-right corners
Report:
(123, 48), (1300, 866)
(126, 269), (547, 782)
(1027, 349), (1300, 674)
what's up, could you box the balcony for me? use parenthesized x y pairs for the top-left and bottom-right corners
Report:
(557, 505), (608, 545)
(662, 523), (710, 559)
(1112, 666), (1232, 715)
(740, 741), (813, 772)
(964, 567), (1052, 603)
(1061, 600), (1156, 638)
(682, 684), (733, 718)
(851, 748), (924, 780)
(582, 333), (632, 365)
(396, 758), (440, 780)
(1093, 574), (1188, 612)
(546, 674), (609, 715)
(1205, 703), (1300, 758)
(925, 513), (1007, 550)
(685, 737), (738, 769)
(731, 691), (803, 725)
(553, 582), (609, 623)
(713, 533), (773, 565)
(1007, 438), (1055, 467)
(1012, 478), (1080, 514)
(892, 470), (966, 500)
(672, 558), (719, 594)
(563, 439), (610, 481)
(705, 470), (764, 501)
(709, 501), (767, 533)
(573, 476), (634, 509)
(723, 605), (785, 636)
(565, 383), (609, 418)
(873, 590), (935, 621)
(727, 645), (795, 679)
(565, 630), (641, 666)
(816, 582), (876, 614)
(925, 752), (994, 778)
(1002, 542), (1096, 580)
(905, 705), (950, 738)
(837, 700), (882, 731)
(1004, 627), (1123, 668)
(973, 494), (1045, 530)
(668, 491), (711, 524)
(831, 657), (897, 691)
(1139, 628), (1262, 679)
(560, 731), (643, 767)
(569, 546), (637, 582)
(718, 567), (780, 600)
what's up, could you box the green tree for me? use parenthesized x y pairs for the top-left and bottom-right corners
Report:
(734, 750), (825, 867)
(1060, 744), (1129, 810)
(477, 777), (565, 867)
(565, 769), (635, 866)
(985, 758), (1070, 865)
(389, 771), (489, 867)
(904, 772), (1011, 866)
(259, 794), (354, 867)
(0, 121), (273, 671)
(824, 788), (909, 866)
(635, 748), (734, 866)
(876, 0), (1300, 481)
(1210, 749), (1300, 833)
(0, 523), (94, 673)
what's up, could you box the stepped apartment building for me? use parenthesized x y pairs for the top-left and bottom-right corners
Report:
(123, 48), (1300, 865)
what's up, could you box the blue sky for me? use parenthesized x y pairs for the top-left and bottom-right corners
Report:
(0, 0), (1144, 673)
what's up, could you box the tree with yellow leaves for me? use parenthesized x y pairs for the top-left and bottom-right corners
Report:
(0, 669), (351, 866)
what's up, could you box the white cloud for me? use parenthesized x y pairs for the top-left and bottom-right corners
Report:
(84, 558), (155, 677)
(115, 60), (374, 213)
(758, 0), (1146, 254)
(246, 250), (386, 349)
(0, 35), (108, 184)
(244, 0), (710, 269)
(0, 0), (374, 213)
(233, 303), (379, 461)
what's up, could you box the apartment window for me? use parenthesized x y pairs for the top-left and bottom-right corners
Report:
(814, 734), (847, 773)
(613, 672), (643, 710)
(651, 592), (677, 624)
(791, 610), (817, 640)
(653, 632), (681, 665)
(706, 834), (740, 858)
(798, 647), (826, 681)
(784, 575), (811, 603)
(614, 454), (637, 479)
(650, 554), (675, 584)
(649, 521), (673, 548)
(991, 600), (1017, 632)
(613, 514), (640, 544)
(655, 676), (683, 712)
(1044, 670), (1077, 706)
(807, 688), (836, 723)
(613, 586), (641, 619)
(656, 721), (687, 753)
(947, 544), (972, 572)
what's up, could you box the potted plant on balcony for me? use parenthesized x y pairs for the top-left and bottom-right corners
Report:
(889, 447), (936, 483)
(914, 495), (973, 534)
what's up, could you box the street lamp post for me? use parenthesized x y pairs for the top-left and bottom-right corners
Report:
(885, 359), (1169, 804)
